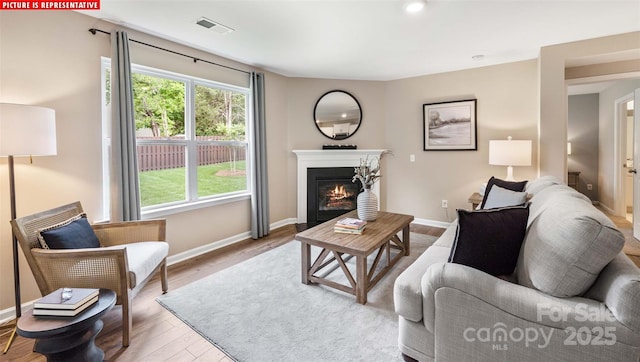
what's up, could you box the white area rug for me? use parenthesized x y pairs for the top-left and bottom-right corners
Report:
(157, 233), (437, 362)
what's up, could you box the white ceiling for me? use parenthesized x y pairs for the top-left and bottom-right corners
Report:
(78, 0), (640, 81)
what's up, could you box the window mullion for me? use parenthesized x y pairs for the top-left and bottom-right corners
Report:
(186, 79), (198, 201)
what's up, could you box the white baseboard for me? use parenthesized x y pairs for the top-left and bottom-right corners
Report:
(166, 217), (297, 266)
(0, 301), (34, 325)
(598, 202), (615, 215)
(412, 217), (451, 229)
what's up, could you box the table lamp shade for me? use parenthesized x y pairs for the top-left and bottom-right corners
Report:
(0, 103), (57, 157)
(489, 139), (532, 167)
(489, 138), (532, 181)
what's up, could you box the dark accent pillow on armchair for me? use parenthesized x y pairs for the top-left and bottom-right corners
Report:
(480, 176), (527, 209)
(448, 204), (530, 276)
(37, 213), (101, 249)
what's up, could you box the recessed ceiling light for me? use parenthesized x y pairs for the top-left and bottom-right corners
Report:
(404, 0), (426, 13)
(472, 54), (485, 61)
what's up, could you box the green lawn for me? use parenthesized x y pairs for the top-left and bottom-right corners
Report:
(139, 160), (247, 207)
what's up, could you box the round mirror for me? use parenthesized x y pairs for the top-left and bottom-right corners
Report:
(313, 90), (362, 140)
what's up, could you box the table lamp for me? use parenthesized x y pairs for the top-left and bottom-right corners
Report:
(0, 103), (56, 353)
(489, 136), (531, 181)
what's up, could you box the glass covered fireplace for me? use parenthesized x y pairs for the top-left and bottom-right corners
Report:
(306, 167), (362, 226)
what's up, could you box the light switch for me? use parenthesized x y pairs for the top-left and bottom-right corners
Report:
(410, 154), (415, 162)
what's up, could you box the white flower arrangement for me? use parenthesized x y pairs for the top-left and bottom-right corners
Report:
(352, 156), (381, 190)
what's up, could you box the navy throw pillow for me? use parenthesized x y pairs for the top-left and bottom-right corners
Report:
(480, 176), (527, 209)
(448, 204), (530, 277)
(37, 214), (101, 249)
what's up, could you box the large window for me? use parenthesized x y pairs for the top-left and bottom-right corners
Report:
(102, 59), (251, 217)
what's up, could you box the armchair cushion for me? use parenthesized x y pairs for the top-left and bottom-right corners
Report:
(448, 204), (529, 276)
(103, 241), (169, 288)
(37, 213), (101, 249)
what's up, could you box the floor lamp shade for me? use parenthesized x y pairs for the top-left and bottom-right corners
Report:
(0, 103), (56, 353)
(489, 137), (532, 181)
(0, 103), (57, 157)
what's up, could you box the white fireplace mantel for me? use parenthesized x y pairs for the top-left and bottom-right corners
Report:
(293, 149), (387, 223)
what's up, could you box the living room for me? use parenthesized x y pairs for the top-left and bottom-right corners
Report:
(1, 2), (640, 361)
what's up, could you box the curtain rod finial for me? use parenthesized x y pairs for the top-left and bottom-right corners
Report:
(89, 28), (97, 35)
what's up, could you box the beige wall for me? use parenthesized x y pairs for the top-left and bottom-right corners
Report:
(539, 31), (640, 181)
(0, 11), (289, 311)
(285, 79), (387, 213)
(383, 60), (539, 221)
(283, 61), (539, 221)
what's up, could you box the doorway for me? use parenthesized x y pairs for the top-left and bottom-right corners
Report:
(616, 89), (640, 239)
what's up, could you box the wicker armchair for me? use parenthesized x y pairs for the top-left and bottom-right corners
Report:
(10, 202), (168, 347)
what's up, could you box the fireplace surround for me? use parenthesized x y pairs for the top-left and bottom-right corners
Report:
(293, 149), (386, 223)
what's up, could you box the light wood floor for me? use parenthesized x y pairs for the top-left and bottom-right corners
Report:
(1, 213), (636, 362)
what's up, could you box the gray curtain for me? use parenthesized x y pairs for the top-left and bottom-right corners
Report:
(250, 72), (270, 239)
(110, 31), (141, 221)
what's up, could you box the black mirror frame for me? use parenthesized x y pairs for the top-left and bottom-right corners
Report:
(313, 90), (362, 140)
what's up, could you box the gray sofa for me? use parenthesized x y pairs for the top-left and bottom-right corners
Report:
(394, 176), (640, 361)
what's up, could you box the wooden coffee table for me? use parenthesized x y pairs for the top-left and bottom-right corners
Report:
(296, 211), (414, 304)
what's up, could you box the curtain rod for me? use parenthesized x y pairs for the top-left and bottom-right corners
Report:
(89, 28), (251, 76)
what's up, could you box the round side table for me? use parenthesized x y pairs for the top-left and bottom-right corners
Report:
(17, 289), (116, 362)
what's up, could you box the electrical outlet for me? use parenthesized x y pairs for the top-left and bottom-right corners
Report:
(441, 200), (448, 208)
(587, 184), (593, 190)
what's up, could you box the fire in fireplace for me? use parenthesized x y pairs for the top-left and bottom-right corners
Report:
(318, 183), (357, 211)
(307, 167), (362, 226)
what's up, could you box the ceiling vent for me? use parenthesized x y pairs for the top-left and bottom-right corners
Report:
(196, 17), (234, 35)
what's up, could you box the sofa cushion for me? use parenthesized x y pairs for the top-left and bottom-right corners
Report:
(448, 204), (529, 276)
(37, 213), (101, 249)
(482, 185), (528, 209)
(394, 222), (457, 323)
(517, 185), (625, 297)
(480, 176), (527, 209)
(524, 175), (562, 195)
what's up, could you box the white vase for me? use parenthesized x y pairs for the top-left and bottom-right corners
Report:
(357, 188), (378, 221)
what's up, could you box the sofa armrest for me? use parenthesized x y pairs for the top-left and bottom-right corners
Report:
(31, 247), (130, 303)
(92, 219), (166, 247)
(421, 262), (637, 343)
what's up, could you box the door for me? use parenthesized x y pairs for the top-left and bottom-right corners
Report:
(633, 88), (640, 239)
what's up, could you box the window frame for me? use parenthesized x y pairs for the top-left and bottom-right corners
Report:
(101, 58), (252, 220)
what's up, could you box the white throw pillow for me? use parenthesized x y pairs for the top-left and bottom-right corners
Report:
(482, 185), (527, 209)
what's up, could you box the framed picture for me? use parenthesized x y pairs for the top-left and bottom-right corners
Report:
(423, 99), (477, 151)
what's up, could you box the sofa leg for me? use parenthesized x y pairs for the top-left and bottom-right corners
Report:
(402, 353), (419, 362)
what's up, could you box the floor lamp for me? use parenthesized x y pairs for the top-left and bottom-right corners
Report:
(0, 103), (56, 353)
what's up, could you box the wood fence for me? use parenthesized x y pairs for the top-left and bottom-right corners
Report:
(137, 139), (246, 171)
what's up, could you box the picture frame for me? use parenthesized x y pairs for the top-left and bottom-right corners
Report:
(423, 99), (477, 151)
